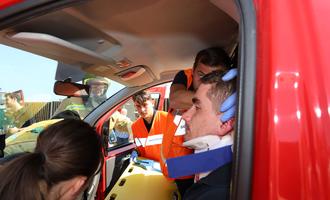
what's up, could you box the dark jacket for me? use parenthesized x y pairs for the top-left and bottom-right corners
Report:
(183, 162), (232, 200)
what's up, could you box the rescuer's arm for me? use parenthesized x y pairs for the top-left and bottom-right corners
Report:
(169, 84), (194, 110)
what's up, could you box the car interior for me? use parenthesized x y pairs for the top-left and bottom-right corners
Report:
(0, 0), (248, 199)
(0, 0), (239, 86)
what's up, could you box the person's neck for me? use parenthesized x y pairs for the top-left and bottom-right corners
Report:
(12, 103), (23, 112)
(144, 114), (153, 124)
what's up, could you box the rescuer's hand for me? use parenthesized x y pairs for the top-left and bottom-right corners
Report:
(219, 92), (237, 122)
(220, 68), (237, 122)
(134, 159), (161, 172)
(222, 68), (237, 81)
(130, 150), (138, 163)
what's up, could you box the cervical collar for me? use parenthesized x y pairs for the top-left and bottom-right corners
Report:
(166, 134), (233, 179)
(183, 134), (233, 151)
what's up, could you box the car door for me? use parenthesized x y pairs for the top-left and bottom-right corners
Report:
(93, 83), (169, 199)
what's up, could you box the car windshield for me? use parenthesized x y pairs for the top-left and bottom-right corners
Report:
(0, 44), (125, 137)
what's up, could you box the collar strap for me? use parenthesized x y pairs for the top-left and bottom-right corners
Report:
(166, 145), (232, 179)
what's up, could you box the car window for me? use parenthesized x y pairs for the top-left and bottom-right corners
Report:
(104, 83), (169, 150)
(0, 44), (124, 148)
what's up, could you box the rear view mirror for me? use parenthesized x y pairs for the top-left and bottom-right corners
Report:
(54, 80), (89, 97)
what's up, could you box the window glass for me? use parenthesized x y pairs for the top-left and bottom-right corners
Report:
(0, 44), (124, 157)
(105, 84), (169, 150)
(108, 99), (135, 148)
(0, 44), (61, 136)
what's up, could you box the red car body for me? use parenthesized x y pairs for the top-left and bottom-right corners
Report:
(0, 0), (329, 199)
(253, 0), (330, 199)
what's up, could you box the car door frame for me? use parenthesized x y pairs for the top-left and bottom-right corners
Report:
(90, 82), (171, 199)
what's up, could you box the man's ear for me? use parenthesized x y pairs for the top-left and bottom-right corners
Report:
(220, 118), (235, 134)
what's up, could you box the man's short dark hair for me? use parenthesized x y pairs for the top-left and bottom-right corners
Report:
(132, 91), (152, 105)
(200, 70), (236, 111)
(193, 47), (233, 70)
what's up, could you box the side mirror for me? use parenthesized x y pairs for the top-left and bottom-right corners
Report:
(54, 80), (90, 97)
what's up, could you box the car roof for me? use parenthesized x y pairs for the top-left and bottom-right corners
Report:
(0, 0), (238, 87)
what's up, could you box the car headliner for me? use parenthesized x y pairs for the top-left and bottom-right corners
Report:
(0, 0), (238, 87)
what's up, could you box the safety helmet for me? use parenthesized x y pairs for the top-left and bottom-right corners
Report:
(84, 77), (109, 86)
(83, 76), (110, 97)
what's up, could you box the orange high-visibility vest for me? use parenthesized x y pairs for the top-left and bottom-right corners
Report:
(159, 68), (194, 179)
(184, 68), (193, 89)
(160, 113), (193, 179)
(131, 111), (168, 162)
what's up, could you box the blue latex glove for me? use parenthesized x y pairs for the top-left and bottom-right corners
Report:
(130, 150), (138, 163)
(222, 68), (237, 81)
(134, 159), (161, 172)
(219, 92), (236, 122)
(220, 68), (238, 122)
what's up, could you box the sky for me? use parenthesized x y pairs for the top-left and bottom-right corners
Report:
(0, 44), (124, 102)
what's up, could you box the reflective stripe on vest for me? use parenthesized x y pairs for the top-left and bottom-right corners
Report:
(134, 137), (147, 147)
(134, 134), (163, 147)
(173, 115), (186, 136)
(146, 134), (163, 146)
(160, 112), (193, 179)
(131, 111), (168, 162)
(65, 104), (86, 111)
